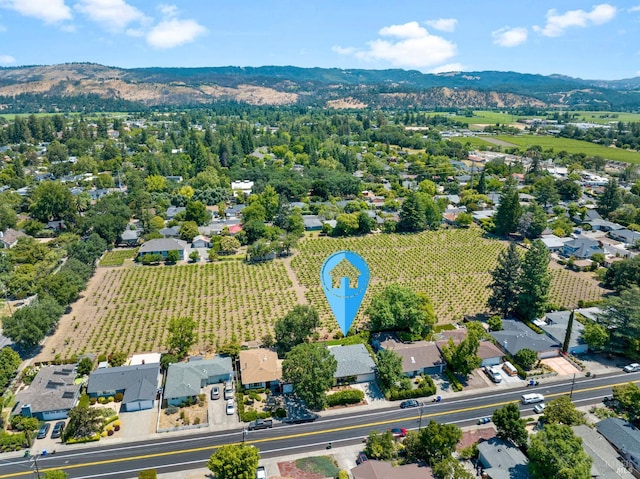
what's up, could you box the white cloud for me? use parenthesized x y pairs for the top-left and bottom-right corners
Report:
(0, 54), (15, 64)
(146, 18), (206, 49)
(75, 0), (147, 32)
(0, 0), (71, 24)
(158, 3), (178, 17)
(425, 18), (457, 32)
(535, 3), (617, 37)
(492, 26), (528, 47)
(431, 63), (464, 74)
(629, 5), (640, 12)
(337, 21), (456, 70)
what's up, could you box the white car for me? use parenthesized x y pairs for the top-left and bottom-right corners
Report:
(226, 399), (235, 415)
(533, 402), (546, 414)
(623, 363), (640, 373)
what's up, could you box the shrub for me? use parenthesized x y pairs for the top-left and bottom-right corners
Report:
(138, 470), (158, 479)
(387, 375), (437, 400)
(107, 396), (114, 403)
(326, 389), (364, 407)
(197, 393), (206, 402)
(274, 407), (287, 418)
(114, 393), (124, 402)
(165, 405), (179, 415)
(444, 368), (463, 392)
(193, 417), (201, 425)
(98, 397), (106, 404)
(337, 471), (349, 479)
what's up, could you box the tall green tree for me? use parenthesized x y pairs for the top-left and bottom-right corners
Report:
(528, 424), (592, 479)
(582, 322), (608, 351)
(487, 242), (522, 317)
(534, 176), (559, 208)
(404, 420), (461, 465)
(2, 295), (64, 349)
(494, 178), (522, 236)
(185, 200), (210, 225)
(167, 317), (197, 359)
(545, 396), (585, 426)
(518, 202), (548, 239)
(30, 181), (76, 224)
(398, 192), (426, 232)
(375, 349), (403, 391)
(367, 284), (435, 339)
(64, 404), (104, 440)
(274, 305), (319, 357)
(282, 343), (337, 410)
(516, 240), (551, 320)
(562, 310), (575, 353)
(492, 403), (528, 447)
(364, 430), (397, 460)
(598, 286), (640, 356)
(207, 444), (259, 479)
(597, 178), (622, 217)
(441, 323), (483, 377)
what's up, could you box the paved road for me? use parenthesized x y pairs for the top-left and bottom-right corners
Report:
(1, 371), (638, 479)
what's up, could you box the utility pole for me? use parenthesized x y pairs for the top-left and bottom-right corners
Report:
(569, 373), (576, 399)
(419, 403), (425, 431)
(31, 453), (42, 479)
(242, 428), (248, 444)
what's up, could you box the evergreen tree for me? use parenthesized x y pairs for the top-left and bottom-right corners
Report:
(516, 240), (551, 320)
(398, 192), (426, 232)
(562, 310), (574, 353)
(477, 170), (487, 195)
(494, 178), (522, 236)
(597, 178), (622, 217)
(487, 242), (522, 317)
(518, 202), (548, 239)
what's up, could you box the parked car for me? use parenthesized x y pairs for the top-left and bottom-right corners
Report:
(226, 399), (235, 415)
(224, 381), (234, 400)
(356, 452), (368, 465)
(389, 427), (407, 438)
(400, 399), (420, 409)
(477, 417), (491, 424)
(256, 466), (267, 479)
(51, 421), (65, 439)
(484, 366), (502, 383)
(623, 363), (640, 373)
(36, 423), (50, 440)
(211, 386), (220, 400)
(533, 402), (546, 414)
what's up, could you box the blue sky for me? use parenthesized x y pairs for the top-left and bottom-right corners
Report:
(0, 1), (639, 80)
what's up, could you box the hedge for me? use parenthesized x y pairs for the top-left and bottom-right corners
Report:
(66, 433), (101, 444)
(444, 368), (463, 392)
(327, 389), (364, 407)
(387, 376), (437, 401)
(139, 470), (157, 479)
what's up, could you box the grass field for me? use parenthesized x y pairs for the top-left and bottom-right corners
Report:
(492, 134), (640, 163)
(41, 228), (606, 359)
(560, 111), (640, 124)
(98, 248), (138, 267)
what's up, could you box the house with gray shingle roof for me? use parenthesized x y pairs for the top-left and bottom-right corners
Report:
(490, 319), (560, 359)
(87, 363), (160, 412)
(597, 418), (640, 474)
(164, 356), (233, 406)
(572, 425), (630, 479)
(372, 333), (444, 377)
(477, 437), (531, 479)
(329, 344), (376, 384)
(609, 229), (640, 247)
(138, 238), (187, 260)
(540, 310), (588, 355)
(13, 365), (81, 421)
(562, 237), (603, 259)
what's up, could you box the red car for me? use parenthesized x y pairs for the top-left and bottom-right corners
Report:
(389, 427), (407, 438)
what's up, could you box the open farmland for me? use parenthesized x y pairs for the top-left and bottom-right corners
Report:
(39, 228), (606, 360)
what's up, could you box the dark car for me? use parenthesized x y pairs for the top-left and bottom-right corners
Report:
(51, 421), (65, 439)
(477, 417), (491, 425)
(356, 452), (368, 465)
(36, 423), (50, 440)
(400, 399), (419, 409)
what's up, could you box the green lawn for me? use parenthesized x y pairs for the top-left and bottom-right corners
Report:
(559, 111), (640, 124)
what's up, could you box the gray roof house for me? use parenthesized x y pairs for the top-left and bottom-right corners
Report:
(164, 356), (233, 406)
(138, 238), (187, 260)
(572, 424), (630, 479)
(119, 228), (140, 246)
(373, 333), (444, 377)
(0, 228), (27, 249)
(539, 311), (588, 355)
(302, 215), (323, 231)
(609, 229), (640, 246)
(329, 344), (376, 384)
(159, 226), (180, 238)
(477, 437), (531, 479)
(587, 219), (624, 232)
(87, 363), (161, 412)
(490, 319), (561, 359)
(13, 365), (81, 421)
(597, 418), (640, 474)
(166, 206), (185, 219)
(562, 237), (603, 259)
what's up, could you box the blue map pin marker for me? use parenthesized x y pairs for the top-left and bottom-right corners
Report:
(321, 251), (370, 336)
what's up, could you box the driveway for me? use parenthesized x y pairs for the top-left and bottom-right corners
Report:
(208, 384), (240, 432)
(541, 356), (580, 376)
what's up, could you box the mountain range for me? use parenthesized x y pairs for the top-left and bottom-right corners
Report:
(0, 63), (639, 113)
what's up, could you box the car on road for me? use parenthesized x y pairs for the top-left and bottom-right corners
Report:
(226, 399), (235, 415)
(36, 423), (50, 440)
(400, 399), (420, 409)
(533, 402), (546, 414)
(477, 417), (491, 424)
(51, 421), (65, 439)
(389, 427), (407, 438)
(356, 452), (368, 465)
(211, 386), (220, 400)
(623, 363), (640, 373)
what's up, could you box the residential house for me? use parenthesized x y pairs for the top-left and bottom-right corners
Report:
(477, 437), (531, 479)
(609, 229), (640, 247)
(164, 356), (233, 406)
(0, 228), (27, 248)
(539, 310), (588, 355)
(490, 320), (561, 359)
(191, 235), (211, 249)
(225, 204), (246, 219)
(329, 344), (376, 384)
(586, 219), (624, 232)
(562, 237), (603, 259)
(166, 206), (185, 220)
(572, 425), (630, 479)
(159, 226), (180, 238)
(351, 461), (435, 479)
(119, 229), (140, 246)
(302, 215), (323, 231)
(436, 330), (503, 368)
(231, 180), (254, 197)
(137, 238), (187, 260)
(597, 418), (640, 474)
(540, 234), (571, 253)
(372, 333), (444, 377)
(238, 348), (282, 390)
(87, 363), (161, 412)
(13, 365), (81, 420)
